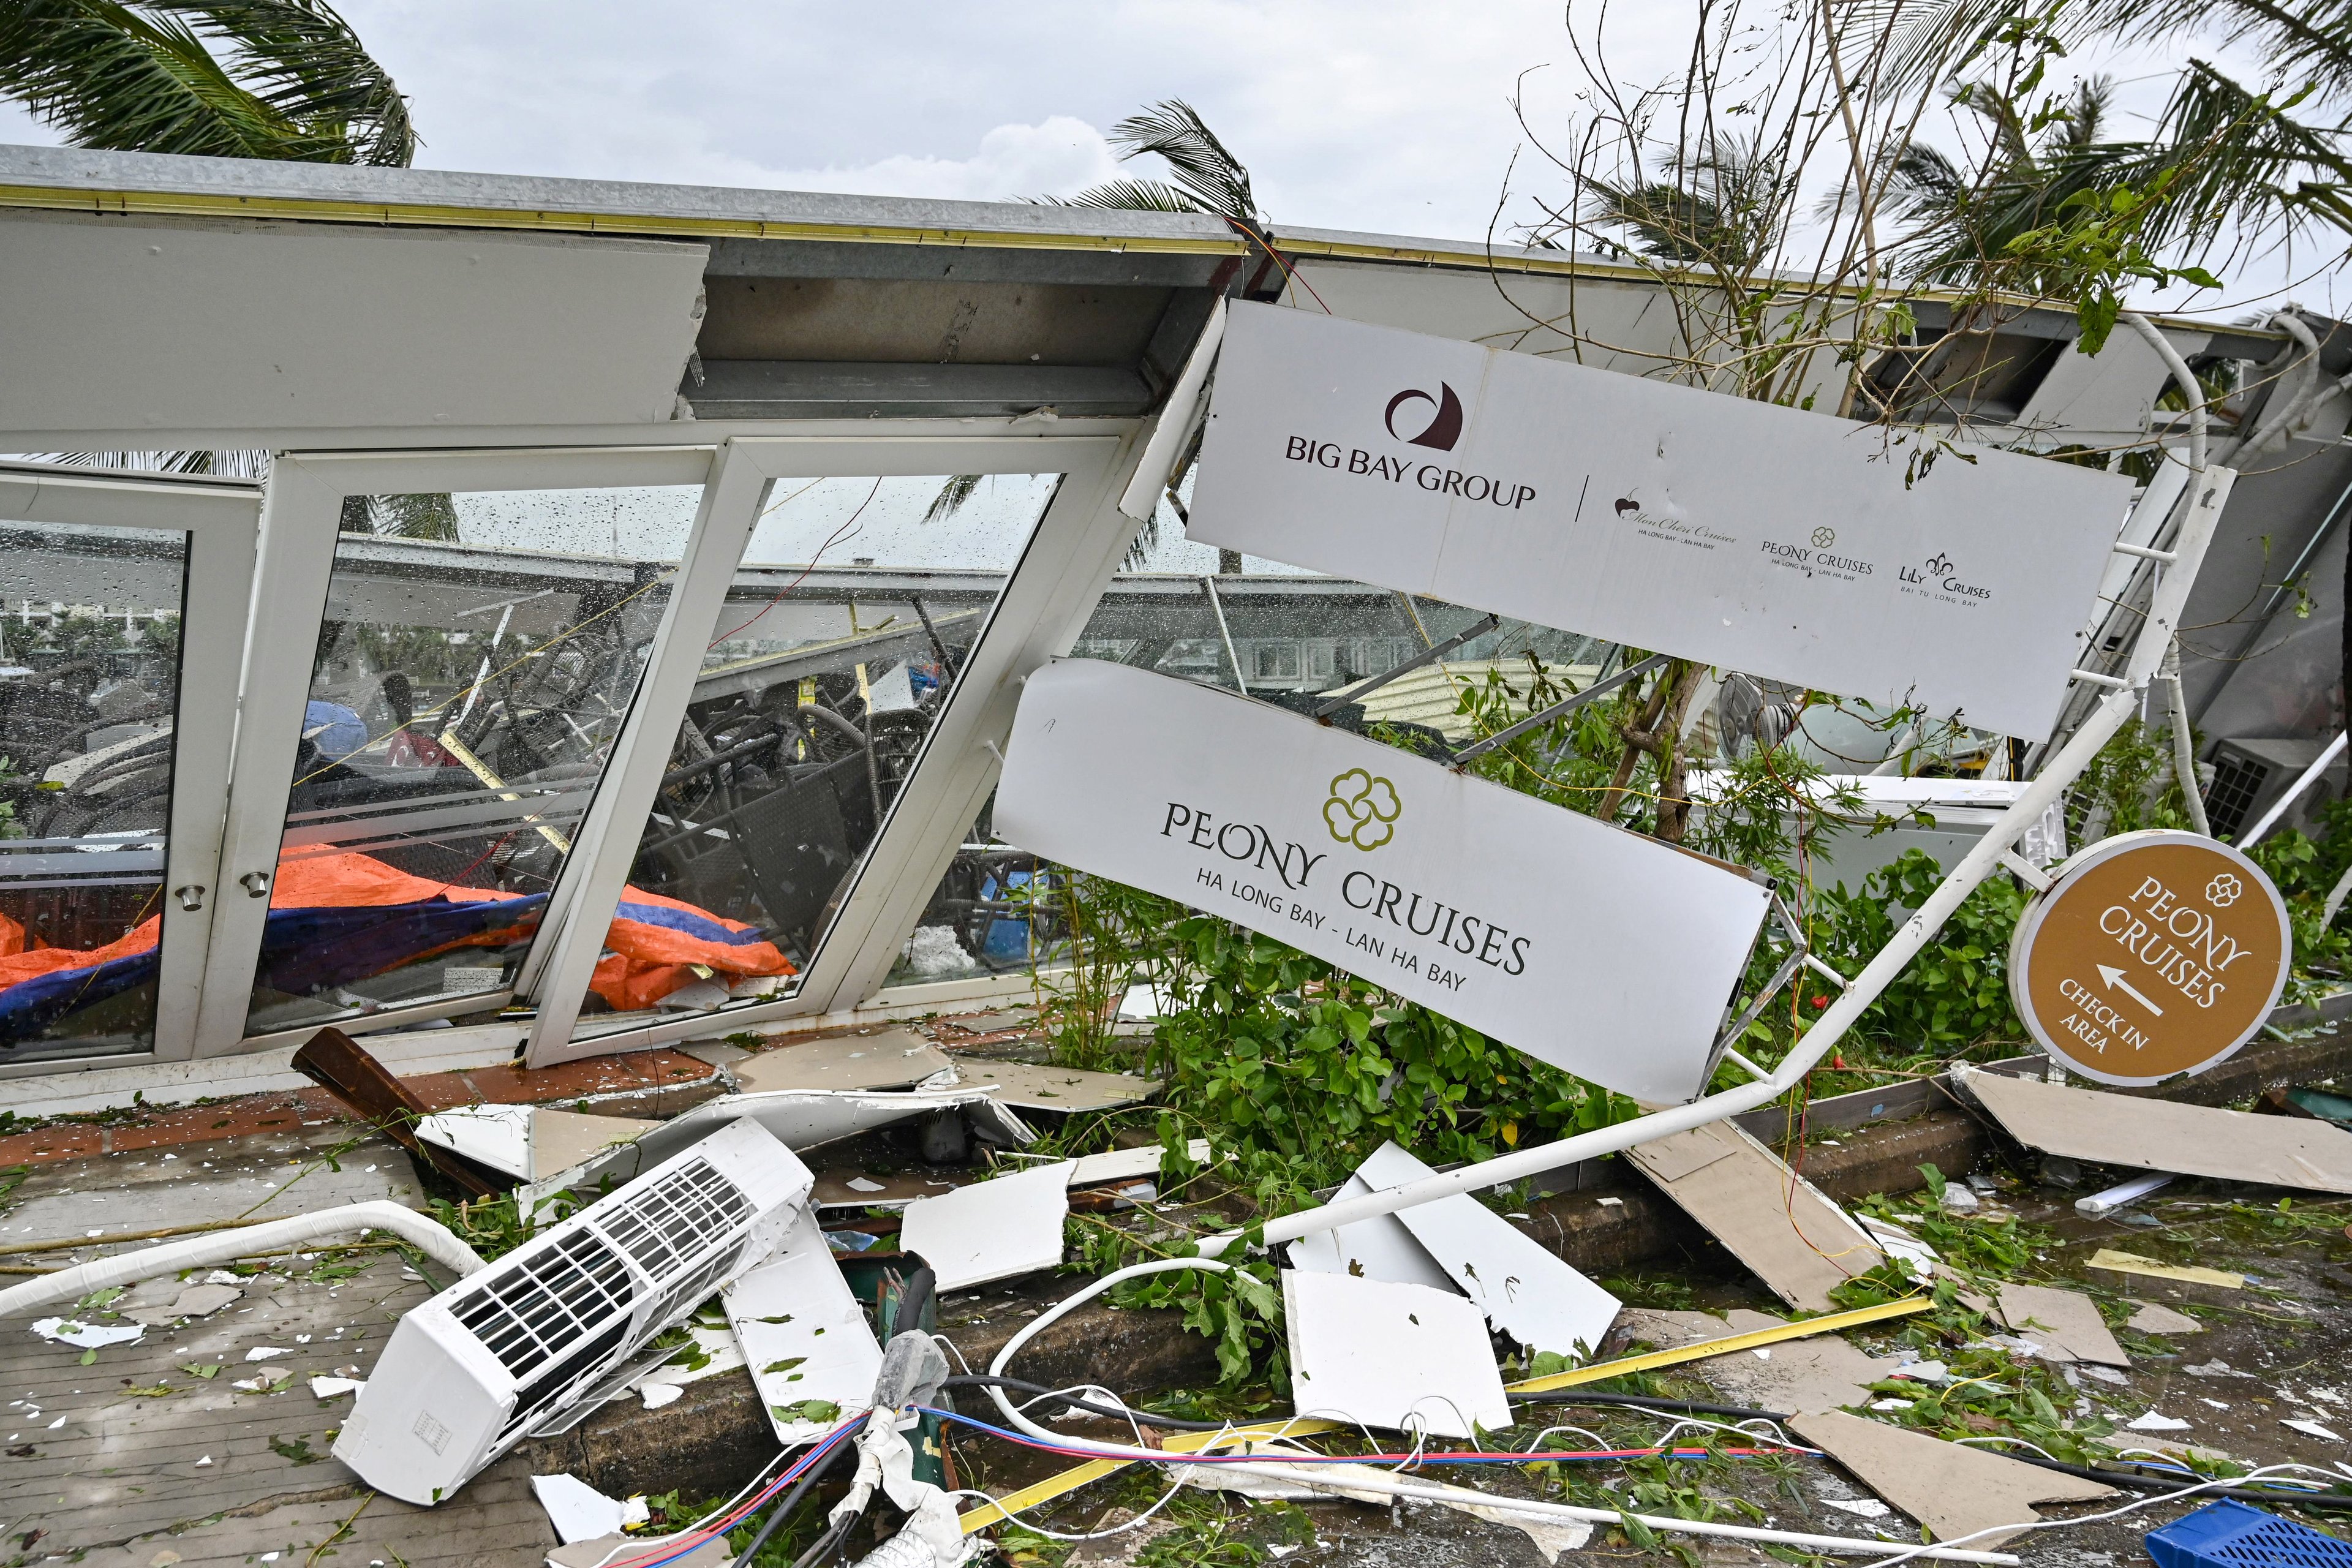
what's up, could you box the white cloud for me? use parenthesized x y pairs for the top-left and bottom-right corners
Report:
(755, 116), (1121, 203)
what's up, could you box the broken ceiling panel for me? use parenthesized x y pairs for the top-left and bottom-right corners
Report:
(1619, 1308), (1906, 1413)
(1790, 1410), (2115, 1545)
(517, 1087), (1035, 1213)
(897, 1161), (1071, 1291)
(725, 1206), (885, 1445)
(1997, 1283), (2130, 1367)
(1282, 1269), (1512, 1439)
(1625, 1121), (1887, 1311)
(1956, 1065), (2352, 1194)
(944, 1057), (1160, 1111)
(732, 1030), (954, 1094)
(1355, 1141), (1621, 1359)
(1286, 1170), (1455, 1294)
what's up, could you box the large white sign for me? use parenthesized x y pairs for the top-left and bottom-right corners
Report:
(1188, 303), (2134, 738)
(994, 658), (1772, 1103)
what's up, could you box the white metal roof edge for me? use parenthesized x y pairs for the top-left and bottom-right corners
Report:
(0, 141), (1246, 254)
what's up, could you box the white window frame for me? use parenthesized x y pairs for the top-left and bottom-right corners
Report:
(189, 445), (716, 1057)
(0, 462), (260, 1074)
(135, 430), (1150, 1068)
(521, 429), (1138, 1065)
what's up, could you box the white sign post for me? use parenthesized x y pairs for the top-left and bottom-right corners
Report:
(994, 658), (1772, 1104)
(1188, 302), (2135, 739)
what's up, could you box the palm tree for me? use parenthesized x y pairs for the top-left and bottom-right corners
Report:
(0, 0), (414, 165)
(1874, 0), (2352, 281)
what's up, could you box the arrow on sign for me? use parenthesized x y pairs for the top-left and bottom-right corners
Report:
(2096, 964), (2165, 1017)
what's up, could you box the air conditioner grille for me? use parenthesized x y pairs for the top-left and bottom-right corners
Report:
(599, 1157), (752, 1280)
(649, 1237), (747, 1329)
(449, 1228), (635, 1381)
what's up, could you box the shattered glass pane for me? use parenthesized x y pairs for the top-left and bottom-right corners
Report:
(573, 473), (1063, 1027)
(239, 486), (701, 1037)
(0, 518), (190, 1059)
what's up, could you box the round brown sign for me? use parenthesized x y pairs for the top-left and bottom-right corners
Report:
(2008, 829), (2291, 1085)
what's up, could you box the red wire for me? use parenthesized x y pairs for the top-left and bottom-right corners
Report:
(707, 477), (886, 649)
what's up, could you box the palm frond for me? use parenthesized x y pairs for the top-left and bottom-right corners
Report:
(0, 0), (412, 164)
(924, 473), (982, 524)
(1049, 176), (1212, 214)
(1104, 99), (1259, 224)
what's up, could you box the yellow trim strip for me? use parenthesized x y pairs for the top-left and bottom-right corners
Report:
(0, 183), (1250, 256)
(1505, 1295), (1936, 1395)
(957, 1295), (1931, 1534)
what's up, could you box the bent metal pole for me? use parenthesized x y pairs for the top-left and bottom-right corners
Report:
(1208, 458), (2231, 1256)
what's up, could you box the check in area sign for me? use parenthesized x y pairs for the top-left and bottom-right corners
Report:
(2009, 831), (2291, 1084)
(993, 658), (1773, 1104)
(1185, 303), (2136, 739)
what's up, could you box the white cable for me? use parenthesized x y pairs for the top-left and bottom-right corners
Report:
(0, 1201), (484, 1318)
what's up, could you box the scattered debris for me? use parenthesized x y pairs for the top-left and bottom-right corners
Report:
(1623, 1121), (1885, 1311)
(549, 1533), (728, 1568)
(289, 1025), (499, 1196)
(519, 1087), (1033, 1214)
(2126, 1300), (2205, 1335)
(639, 1383), (683, 1410)
(121, 1282), (243, 1327)
(1997, 1283), (2131, 1366)
(1955, 1065), (2352, 1194)
(1178, 1458), (1593, 1561)
(530, 1473), (648, 1544)
(724, 1206), (883, 1444)
(2089, 1250), (2245, 1289)
(812, 1169), (963, 1208)
(2128, 1411), (2193, 1431)
(1790, 1409), (2115, 1546)
(733, 1029), (954, 1093)
(1614, 1308), (1905, 1412)
(1285, 1169), (1455, 1293)
(308, 1376), (364, 1400)
(2282, 1418), (2344, 1441)
(1281, 1268), (1510, 1438)
(1348, 1140), (1621, 1357)
(942, 1057), (1160, 1112)
(897, 1160), (1070, 1291)
(2076, 1171), (2177, 1217)
(31, 1317), (143, 1349)
(1064, 1139), (1213, 1187)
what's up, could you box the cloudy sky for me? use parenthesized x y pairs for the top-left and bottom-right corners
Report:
(0, 2), (2337, 317)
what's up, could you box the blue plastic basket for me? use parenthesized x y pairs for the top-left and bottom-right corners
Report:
(2147, 1501), (2352, 1568)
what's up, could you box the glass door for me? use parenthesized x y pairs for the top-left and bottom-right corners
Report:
(0, 463), (258, 1068)
(189, 448), (715, 1052)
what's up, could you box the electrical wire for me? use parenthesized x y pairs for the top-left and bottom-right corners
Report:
(937, 1374), (1234, 1433)
(587, 1415), (862, 1568)
(922, 1404), (1812, 1467)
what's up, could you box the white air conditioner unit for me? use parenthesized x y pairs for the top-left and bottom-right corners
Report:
(334, 1117), (811, 1505)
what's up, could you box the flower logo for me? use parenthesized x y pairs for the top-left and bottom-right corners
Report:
(1811, 526), (1836, 548)
(2206, 872), (2244, 908)
(1324, 768), (1402, 851)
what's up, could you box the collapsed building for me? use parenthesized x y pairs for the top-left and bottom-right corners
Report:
(0, 144), (2348, 1568)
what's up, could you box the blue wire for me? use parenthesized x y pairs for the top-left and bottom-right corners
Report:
(625, 1418), (862, 1568)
